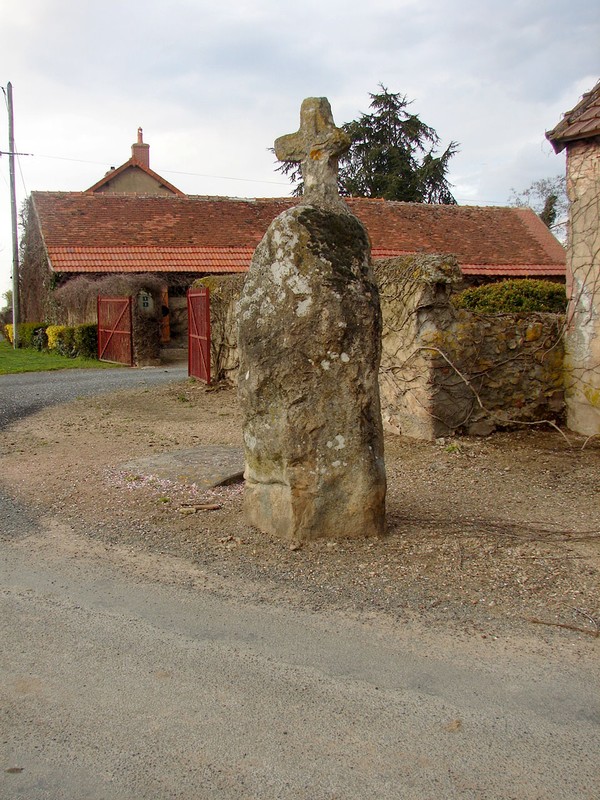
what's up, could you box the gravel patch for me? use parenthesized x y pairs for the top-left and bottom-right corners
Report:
(1, 379), (599, 645)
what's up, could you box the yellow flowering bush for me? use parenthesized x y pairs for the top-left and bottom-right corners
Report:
(46, 325), (68, 350)
(45, 324), (75, 355)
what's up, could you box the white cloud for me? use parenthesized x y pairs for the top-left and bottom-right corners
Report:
(0, 0), (598, 298)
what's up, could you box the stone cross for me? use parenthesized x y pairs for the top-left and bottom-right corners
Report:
(274, 97), (350, 208)
(238, 96), (386, 542)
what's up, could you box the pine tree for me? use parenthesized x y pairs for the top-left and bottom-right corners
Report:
(276, 85), (459, 204)
(339, 85), (458, 203)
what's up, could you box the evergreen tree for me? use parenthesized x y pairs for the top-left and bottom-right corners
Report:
(339, 86), (458, 203)
(276, 85), (459, 204)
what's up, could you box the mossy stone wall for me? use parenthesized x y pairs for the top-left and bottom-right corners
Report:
(205, 258), (566, 439)
(377, 256), (565, 438)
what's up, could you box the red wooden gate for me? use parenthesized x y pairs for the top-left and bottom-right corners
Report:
(188, 288), (211, 383)
(97, 295), (134, 366)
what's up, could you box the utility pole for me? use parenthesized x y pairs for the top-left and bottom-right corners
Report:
(7, 82), (20, 349)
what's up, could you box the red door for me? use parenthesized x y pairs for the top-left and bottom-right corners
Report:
(97, 296), (133, 366)
(187, 288), (211, 383)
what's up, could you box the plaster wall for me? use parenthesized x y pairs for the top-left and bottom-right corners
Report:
(93, 168), (176, 195)
(564, 138), (600, 435)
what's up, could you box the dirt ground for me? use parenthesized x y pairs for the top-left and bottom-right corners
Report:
(1, 379), (599, 648)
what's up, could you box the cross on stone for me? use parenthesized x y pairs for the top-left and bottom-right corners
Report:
(274, 97), (350, 208)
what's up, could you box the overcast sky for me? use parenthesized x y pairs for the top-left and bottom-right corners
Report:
(1, 0), (598, 300)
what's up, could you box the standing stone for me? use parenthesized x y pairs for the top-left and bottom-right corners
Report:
(238, 98), (386, 542)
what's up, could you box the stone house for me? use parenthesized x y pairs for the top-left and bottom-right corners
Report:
(20, 131), (566, 334)
(546, 80), (600, 435)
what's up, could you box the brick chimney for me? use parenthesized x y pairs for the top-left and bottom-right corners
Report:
(131, 127), (150, 168)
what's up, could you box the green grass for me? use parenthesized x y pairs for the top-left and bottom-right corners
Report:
(0, 341), (124, 374)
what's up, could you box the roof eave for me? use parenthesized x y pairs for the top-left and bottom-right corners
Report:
(85, 159), (185, 196)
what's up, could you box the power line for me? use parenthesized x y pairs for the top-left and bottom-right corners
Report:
(9, 147), (515, 201)
(16, 153), (28, 195)
(32, 153), (289, 186)
(35, 153), (129, 166)
(161, 168), (288, 186)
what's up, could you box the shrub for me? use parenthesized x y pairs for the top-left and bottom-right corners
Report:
(73, 324), (98, 359)
(7, 322), (49, 348)
(46, 325), (68, 351)
(4, 322), (48, 350)
(453, 279), (567, 314)
(47, 324), (97, 358)
(53, 276), (97, 325)
(32, 327), (49, 351)
(46, 324), (77, 356)
(61, 328), (74, 356)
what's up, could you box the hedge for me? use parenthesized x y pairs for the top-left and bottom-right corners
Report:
(453, 279), (567, 314)
(73, 324), (98, 359)
(5, 322), (98, 358)
(46, 325), (75, 356)
(4, 322), (48, 347)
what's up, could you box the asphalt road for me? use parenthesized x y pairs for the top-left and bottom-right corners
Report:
(0, 365), (188, 429)
(1, 367), (598, 798)
(1, 510), (599, 800)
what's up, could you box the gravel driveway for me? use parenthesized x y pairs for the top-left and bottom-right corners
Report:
(0, 372), (599, 798)
(0, 366), (188, 429)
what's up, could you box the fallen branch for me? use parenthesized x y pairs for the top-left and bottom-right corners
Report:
(582, 433), (600, 451)
(573, 607), (600, 635)
(526, 617), (600, 638)
(177, 503), (222, 514)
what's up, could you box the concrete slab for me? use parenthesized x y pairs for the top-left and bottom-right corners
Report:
(121, 445), (244, 489)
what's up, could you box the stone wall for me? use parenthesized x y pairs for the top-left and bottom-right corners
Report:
(196, 275), (245, 383)
(378, 256), (565, 438)
(207, 260), (565, 439)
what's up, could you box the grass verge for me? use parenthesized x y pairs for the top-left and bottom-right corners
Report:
(0, 341), (124, 374)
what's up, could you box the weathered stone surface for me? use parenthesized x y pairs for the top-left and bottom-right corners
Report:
(563, 139), (600, 435)
(377, 255), (565, 439)
(121, 446), (244, 489)
(238, 97), (386, 541)
(238, 202), (386, 541)
(274, 97), (350, 211)
(378, 255), (470, 439)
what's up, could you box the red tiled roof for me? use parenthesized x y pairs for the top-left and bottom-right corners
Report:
(48, 246), (255, 273)
(546, 80), (600, 153)
(31, 192), (565, 278)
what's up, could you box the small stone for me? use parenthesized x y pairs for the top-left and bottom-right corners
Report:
(467, 419), (496, 437)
